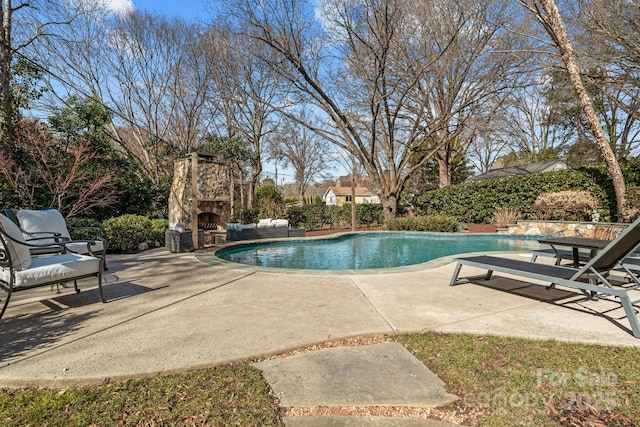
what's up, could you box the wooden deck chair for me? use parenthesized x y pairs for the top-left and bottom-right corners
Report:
(449, 216), (640, 338)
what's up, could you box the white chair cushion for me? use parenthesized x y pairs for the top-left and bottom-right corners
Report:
(0, 214), (32, 270)
(65, 240), (105, 255)
(0, 253), (99, 289)
(257, 219), (274, 228)
(272, 219), (289, 227)
(17, 209), (71, 244)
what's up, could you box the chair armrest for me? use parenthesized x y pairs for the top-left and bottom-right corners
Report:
(63, 239), (99, 256)
(0, 230), (67, 256)
(0, 230), (66, 250)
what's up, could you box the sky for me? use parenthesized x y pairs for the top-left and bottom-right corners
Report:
(106, 0), (212, 21)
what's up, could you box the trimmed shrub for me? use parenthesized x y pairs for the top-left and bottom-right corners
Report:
(385, 214), (459, 232)
(149, 219), (168, 246)
(285, 205), (305, 228)
(102, 214), (152, 253)
(284, 203), (384, 230)
(534, 190), (598, 221)
(356, 204), (384, 225)
(302, 205), (329, 230)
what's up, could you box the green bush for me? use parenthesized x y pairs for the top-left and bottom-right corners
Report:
(254, 184), (285, 219)
(65, 217), (104, 241)
(356, 204), (384, 225)
(102, 214), (152, 253)
(385, 214), (459, 232)
(149, 219), (168, 246)
(413, 169), (608, 223)
(283, 203), (384, 230)
(285, 205), (305, 228)
(302, 205), (328, 230)
(234, 208), (259, 224)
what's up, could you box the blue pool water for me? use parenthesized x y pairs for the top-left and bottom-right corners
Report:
(213, 232), (547, 271)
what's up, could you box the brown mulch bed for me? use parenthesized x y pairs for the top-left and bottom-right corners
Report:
(305, 227), (373, 237)
(463, 223), (498, 233)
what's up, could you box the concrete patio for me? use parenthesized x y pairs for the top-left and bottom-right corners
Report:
(1, 246), (639, 389)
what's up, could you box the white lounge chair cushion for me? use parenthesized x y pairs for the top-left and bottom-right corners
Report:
(0, 214), (32, 270)
(17, 209), (70, 244)
(0, 253), (99, 289)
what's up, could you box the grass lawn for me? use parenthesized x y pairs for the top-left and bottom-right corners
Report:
(1, 332), (638, 426)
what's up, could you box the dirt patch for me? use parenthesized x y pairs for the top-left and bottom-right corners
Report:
(305, 224), (497, 236)
(304, 227), (373, 237)
(462, 223), (497, 233)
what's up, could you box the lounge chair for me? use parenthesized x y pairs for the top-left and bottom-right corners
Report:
(530, 247), (592, 265)
(0, 213), (105, 319)
(5, 209), (107, 269)
(449, 216), (640, 338)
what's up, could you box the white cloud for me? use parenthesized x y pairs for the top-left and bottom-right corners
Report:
(70, 0), (133, 15)
(104, 0), (134, 15)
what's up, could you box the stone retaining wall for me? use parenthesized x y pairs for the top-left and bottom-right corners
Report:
(503, 220), (628, 240)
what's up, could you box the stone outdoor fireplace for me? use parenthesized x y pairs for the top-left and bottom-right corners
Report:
(168, 153), (231, 249)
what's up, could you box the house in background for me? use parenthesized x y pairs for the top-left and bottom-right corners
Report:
(467, 159), (568, 182)
(323, 186), (381, 206)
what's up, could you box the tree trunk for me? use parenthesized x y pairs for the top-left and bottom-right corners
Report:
(437, 146), (452, 188)
(0, 0), (13, 147)
(537, 0), (627, 218)
(381, 194), (398, 220)
(247, 164), (261, 209)
(228, 168), (235, 219)
(351, 166), (356, 230)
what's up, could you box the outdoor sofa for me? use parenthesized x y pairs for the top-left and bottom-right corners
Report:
(226, 219), (305, 241)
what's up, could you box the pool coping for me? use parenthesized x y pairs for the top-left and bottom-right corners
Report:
(195, 231), (547, 275)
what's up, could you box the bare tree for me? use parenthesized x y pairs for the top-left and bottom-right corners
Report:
(409, 0), (529, 187)
(517, 0), (627, 217)
(575, 2), (640, 160)
(577, 0), (640, 108)
(226, 0), (521, 218)
(0, 0), (74, 146)
(205, 26), (280, 208)
(107, 12), (217, 183)
(541, 65), (640, 162)
(32, 4), (218, 184)
(270, 114), (330, 200)
(499, 79), (575, 163)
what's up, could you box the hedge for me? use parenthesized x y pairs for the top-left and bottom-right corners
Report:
(101, 214), (167, 253)
(413, 169), (609, 224)
(284, 204), (384, 231)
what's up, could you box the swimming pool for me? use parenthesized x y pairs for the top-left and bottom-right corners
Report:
(209, 232), (547, 271)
